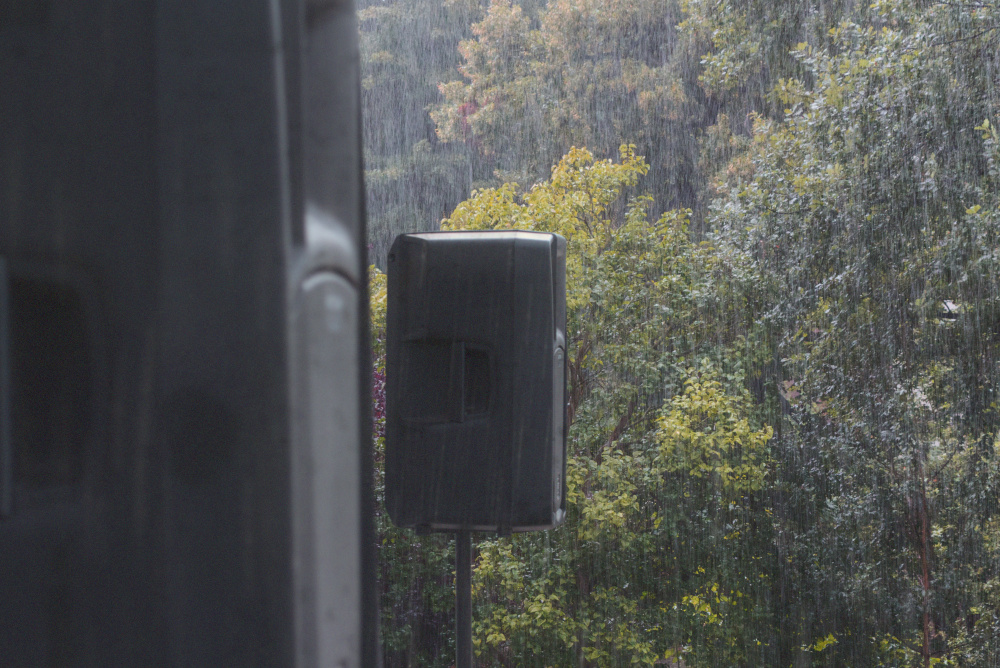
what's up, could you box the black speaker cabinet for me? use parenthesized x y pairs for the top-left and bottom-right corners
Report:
(385, 231), (567, 532)
(0, 1), (375, 665)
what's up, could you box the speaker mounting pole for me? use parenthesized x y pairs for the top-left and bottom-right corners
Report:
(456, 530), (472, 668)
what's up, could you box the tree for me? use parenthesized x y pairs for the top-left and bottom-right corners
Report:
(708, 2), (1000, 663)
(359, 0), (488, 266)
(367, 0), (1000, 664)
(432, 0), (704, 214)
(431, 146), (776, 666)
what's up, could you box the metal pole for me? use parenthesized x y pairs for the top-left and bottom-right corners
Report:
(456, 530), (472, 668)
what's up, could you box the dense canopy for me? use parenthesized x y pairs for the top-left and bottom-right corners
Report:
(363, 0), (1000, 665)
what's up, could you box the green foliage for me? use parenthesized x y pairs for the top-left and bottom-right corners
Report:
(656, 373), (772, 494)
(359, 0), (487, 266)
(436, 147), (776, 666)
(706, 0), (1000, 663)
(369, 265), (387, 360)
(432, 0), (702, 210)
(367, 0), (1000, 664)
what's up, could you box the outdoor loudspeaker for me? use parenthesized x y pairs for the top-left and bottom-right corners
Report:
(0, 1), (376, 665)
(385, 231), (567, 533)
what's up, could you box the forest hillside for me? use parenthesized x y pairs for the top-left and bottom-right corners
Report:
(364, 0), (1000, 665)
